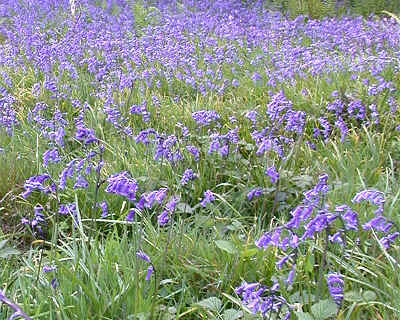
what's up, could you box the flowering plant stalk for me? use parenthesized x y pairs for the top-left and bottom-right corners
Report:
(0, 290), (32, 320)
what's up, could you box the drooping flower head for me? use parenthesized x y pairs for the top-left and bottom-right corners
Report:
(326, 273), (344, 306)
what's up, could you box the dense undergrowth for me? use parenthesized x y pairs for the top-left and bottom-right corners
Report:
(1, 0), (400, 319)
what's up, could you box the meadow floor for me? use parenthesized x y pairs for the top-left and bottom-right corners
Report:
(1, 1), (400, 319)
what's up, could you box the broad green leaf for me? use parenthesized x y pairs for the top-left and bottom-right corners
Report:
(311, 299), (338, 320)
(215, 240), (237, 254)
(0, 239), (7, 250)
(275, 191), (287, 202)
(226, 220), (243, 231)
(289, 291), (316, 304)
(0, 247), (20, 258)
(240, 248), (258, 258)
(292, 175), (314, 189)
(195, 297), (222, 312)
(304, 254), (315, 274)
(176, 202), (193, 213)
(194, 215), (214, 227)
(362, 290), (377, 302)
(223, 309), (243, 320)
(344, 290), (363, 302)
(295, 311), (314, 320)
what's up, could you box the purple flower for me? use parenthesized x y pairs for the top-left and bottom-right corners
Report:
(75, 126), (97, 145)
(285, 110), (306, 134)
(361, 215), (391, 231)
(192, 110), (220, 127)
(380, 232), (400, 249)
(157, 210), (169, 225)
(42, 148), (60, 167)
(256, 138), (272, 156)
(145, 265), (154, 281)
(186, 145), (200, 161)
(126, 209), (135, 222)
(265, 166), (279, 184)
(286, 265), (295, 285)
(180, 169), (196, 186)
(165, 197), (178, 212)
(326, 273), (344, 306)
(335, 205), (358, 230)
(43, 265), (56, 273)
(245, 110), (258, 126)
(50, 277), (58, 289)
(247, 187), (262, 201)
(21, 174), (51, 198)
(98, 201), (108, 218)
(335, 117), (348, 142)
(235, 281), (291, 317)
(59, 160), (75, 189)
(136, 250), (151, 263)
(276, 254), (294, 270)
(105, 171), (138, 201)
(352, 189), (385, 214)
(329, 230), (343, 244)
(200, 190), (215, 207)
(73, 175), (88, 189)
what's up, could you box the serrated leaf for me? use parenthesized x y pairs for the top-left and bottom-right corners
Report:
(195, 297), (222, 312)
(362, 290), (377, 302)
(223, 309), (243, 320)
(295, 311), (314, 320)
(344, 290), (363, 302)
(0, 247), (20, 258)
(215, 240), (237, 254)
(311, 299), (338, 320)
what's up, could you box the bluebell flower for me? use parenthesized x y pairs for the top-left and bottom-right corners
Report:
(186, 145), (200, 161)
(192, 110), (220, 127)
(380, 232), (400, 249)
(74, 175), (88, 189)
(180, 169), (196, 186)
(326, 273), (344, 306)
(59, 160), (75, 190)
(286, 265), (296, 285)
(59, 202), (77, 216)
(352, 189), (385, 214)
(98, 201), (108, 218)
(247, 187), (262, 201)
(145, 265), (154, 281)
(43, 265), (56, 273)
(42, 148), (60, 167)
(200, 190), (215, 207)
(157, 210), (169, 225)
(105, 171), (138, 201)
(126, 209), (135, 221)
(265, 166), (279, 184)
(21, 174), (51, 198)
(136, 250), (151, 263)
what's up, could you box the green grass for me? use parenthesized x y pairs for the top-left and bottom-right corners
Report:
(1, 3), (400, 319)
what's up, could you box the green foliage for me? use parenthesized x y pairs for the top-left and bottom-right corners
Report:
(266, 0), (400, 18)
(348, 0), (400, 16)
(130, 0), (160, 36)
